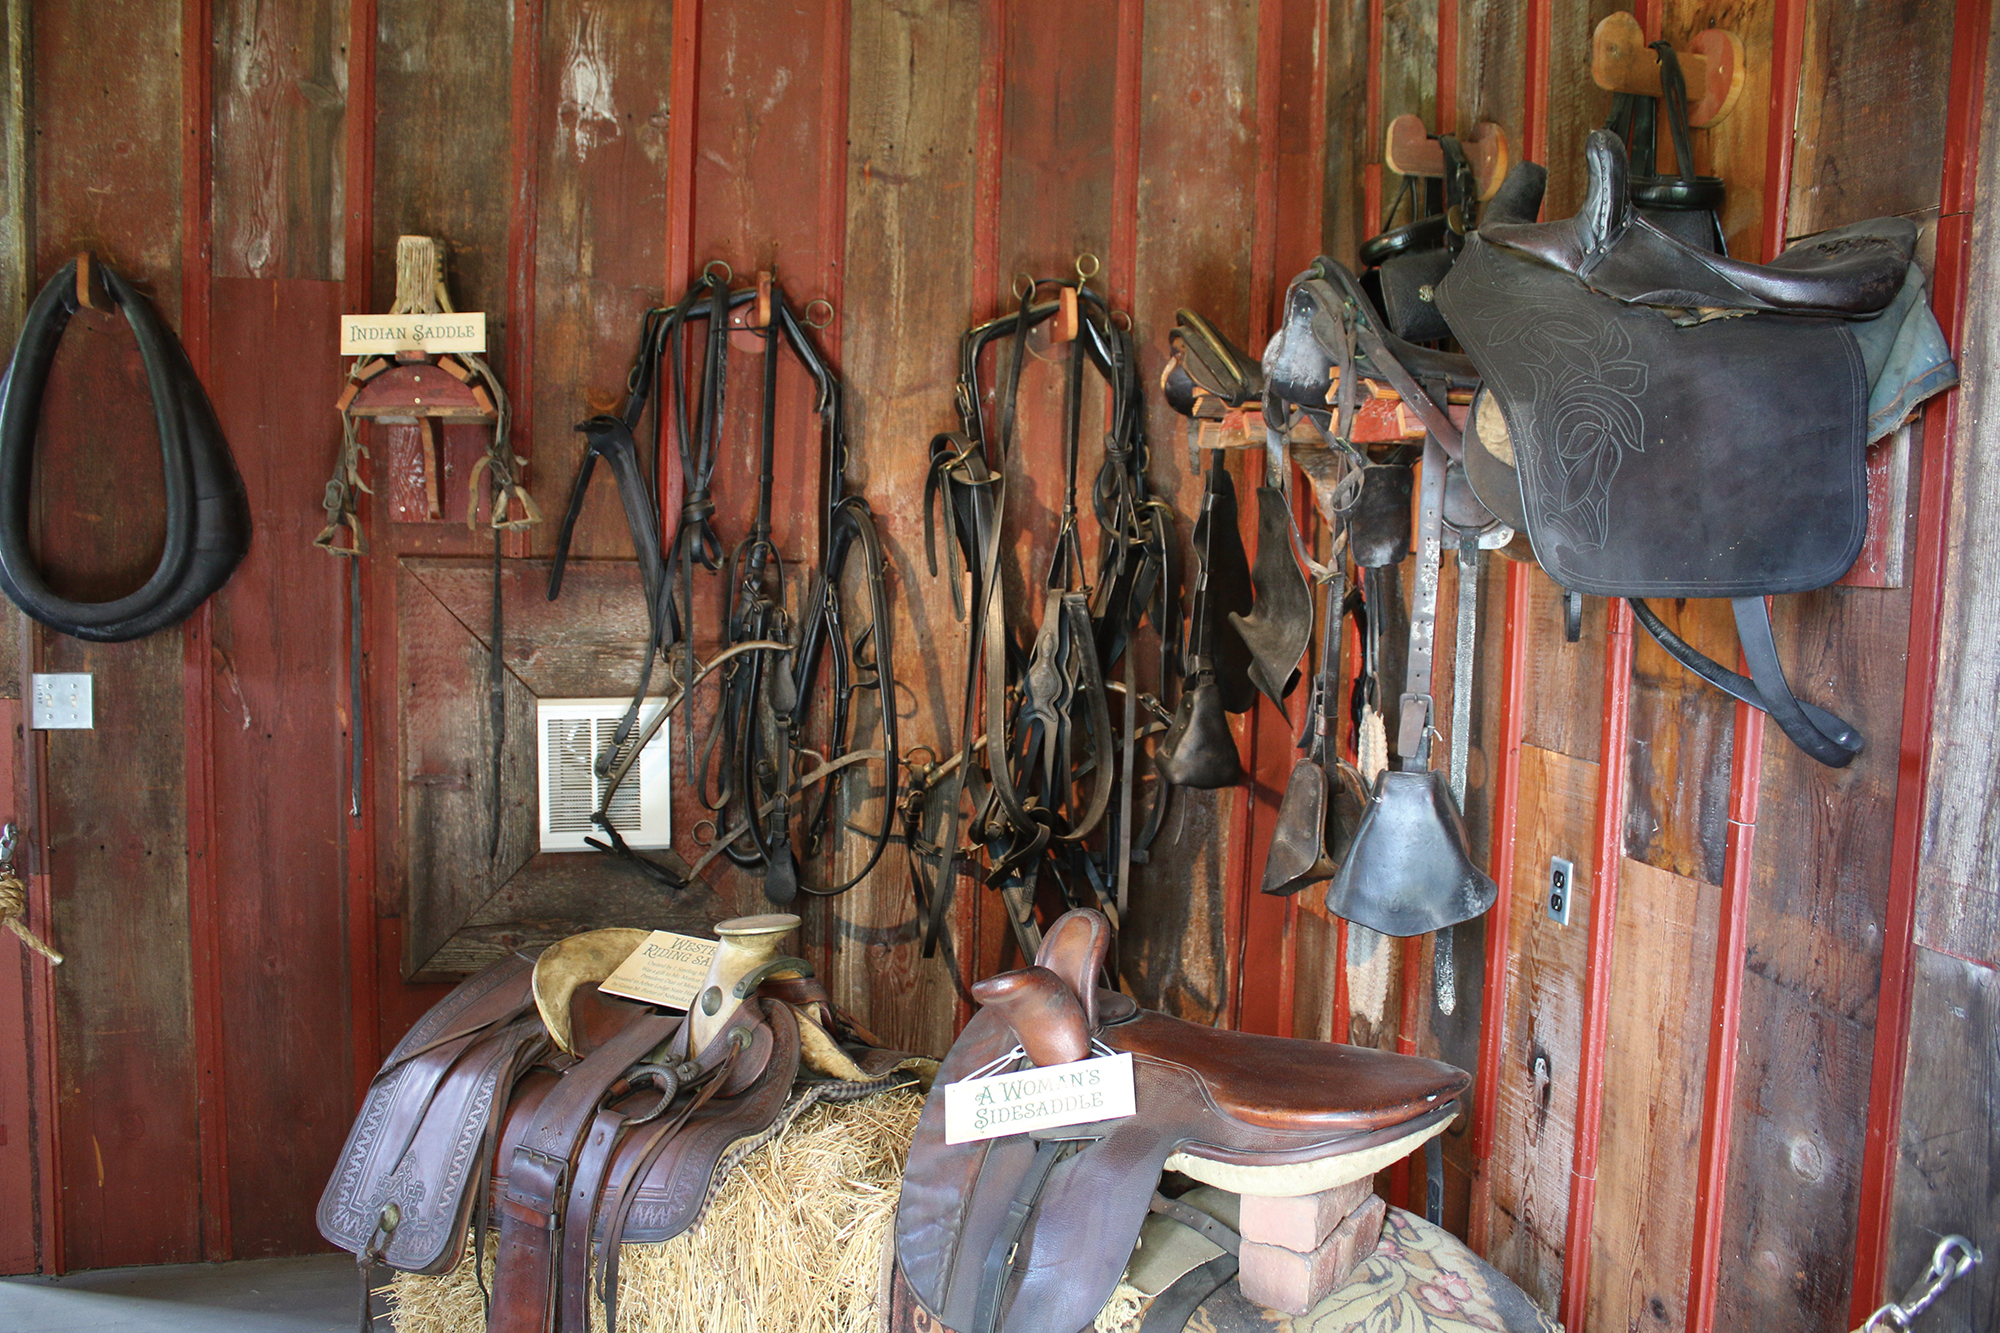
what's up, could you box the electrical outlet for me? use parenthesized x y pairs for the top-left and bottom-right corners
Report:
(31, 674), (93, 730)
(1547, 857), (1574, 925)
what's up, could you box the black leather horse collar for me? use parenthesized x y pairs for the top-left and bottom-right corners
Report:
(0, 256), (251, 641)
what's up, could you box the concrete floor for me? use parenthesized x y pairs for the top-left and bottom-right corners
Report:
(0, 1253), (365, 1333)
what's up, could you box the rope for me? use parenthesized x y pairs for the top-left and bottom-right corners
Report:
(0, 871), (60, 963)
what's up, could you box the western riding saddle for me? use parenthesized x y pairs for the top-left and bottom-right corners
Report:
(896, 908), (1468, 1333)
(320, 916), (929, 1333)
(1437, 129), (1957, 767)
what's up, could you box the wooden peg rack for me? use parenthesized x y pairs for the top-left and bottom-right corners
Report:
(1592, 11), (1745, 127)
(1383, 117), (1511, 200)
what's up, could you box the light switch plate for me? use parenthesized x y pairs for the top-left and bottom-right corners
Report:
(32, 673), (93, 729)
(1547, 857), (1574, 925)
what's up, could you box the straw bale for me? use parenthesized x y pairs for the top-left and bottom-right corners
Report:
(385, 1089), (925, 1333)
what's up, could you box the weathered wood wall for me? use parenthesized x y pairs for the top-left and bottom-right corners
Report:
(0, 3), (1989, 1330)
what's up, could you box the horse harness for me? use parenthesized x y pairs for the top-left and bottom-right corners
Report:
(548, 268), (898, 900)
(909, 267), (1176, 968)
(0, 253), (251, 641)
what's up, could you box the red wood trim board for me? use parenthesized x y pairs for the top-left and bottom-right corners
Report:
(180, 0), (231, 1262)
(1559, 597), (1634, 1328)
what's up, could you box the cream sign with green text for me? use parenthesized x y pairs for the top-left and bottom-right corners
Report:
(942, 1052), (1136, 1144)
(339, 311), (487, 355)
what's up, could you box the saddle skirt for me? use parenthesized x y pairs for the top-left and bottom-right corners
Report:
(895, 909), (1467, 1333)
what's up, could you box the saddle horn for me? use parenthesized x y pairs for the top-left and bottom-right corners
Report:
(687, 913), (803, 1054)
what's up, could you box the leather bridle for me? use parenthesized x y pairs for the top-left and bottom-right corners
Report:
(550, 270), (897, 900)
(911, 269), (1174, 964)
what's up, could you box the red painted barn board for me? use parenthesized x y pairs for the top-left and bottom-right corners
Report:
(203, 277), (354, 1256)
(28, 0), (203, 1270)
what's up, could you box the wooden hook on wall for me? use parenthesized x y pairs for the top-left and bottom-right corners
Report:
(74, 251), (111, 311)
(1383, 117), (1511, 200)
(1592, 12), (1745, 127)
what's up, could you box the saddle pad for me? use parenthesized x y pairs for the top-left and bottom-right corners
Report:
(1437, 232), (1868, 598)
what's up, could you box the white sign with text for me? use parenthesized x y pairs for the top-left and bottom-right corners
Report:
(339, 311), (488, 355)
(942, 1052), (1137, 1145)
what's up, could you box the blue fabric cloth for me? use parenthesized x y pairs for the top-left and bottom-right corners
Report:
(1853, 262), (1959, 441)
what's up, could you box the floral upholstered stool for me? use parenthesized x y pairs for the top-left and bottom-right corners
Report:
(886, 1190), (1562, 1333)
(1105, 1189), (1561, 1333)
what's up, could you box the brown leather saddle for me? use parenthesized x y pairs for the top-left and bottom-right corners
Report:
(895, 908), (1468, 1333)
(320, 922), (927, 1333)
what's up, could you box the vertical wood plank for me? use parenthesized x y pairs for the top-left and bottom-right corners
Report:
(1540, 0), (1619, 218)
(0, 0), (34, 1277)
(1623, 598), (1735, 885)
(524, 0), (674, 565)
(204, 277), (354, 1256)
(1884, 947), (1997, 1325)
(688, 0), (834, 691)
(0, 698), (36, 1275)
(1322, 0), (1373, 264)
(370, 0), (519, 983)
(30, 0), (200, 1270)
(1663, 0), (1775, 259)
(1787, 0), (1954, 238)
(1519, 567), (1604, 763)
(1484, 743), (1596, 1312)
(212, 0), (347, 281)
(1121, 0), (1258, 1021)
(371, 2), (513, 320)
(1377, 0), (1438, 236)
(831, 0), (983, 1057)
(1714, 579), (1912, 1325)
(1456, 0), (1525, 145)
(1585, 857), (1718, 1331)
(1700, 0), (1954, 1322)
(1876, 3), (1999, 1309)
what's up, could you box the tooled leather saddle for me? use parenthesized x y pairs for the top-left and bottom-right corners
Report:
(1437, 129), (1957, 768)
(320, 932), (925, 1333)
(895, 908), (1469, 1333)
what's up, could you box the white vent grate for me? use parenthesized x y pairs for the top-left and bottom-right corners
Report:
(537, 698), (672, 852)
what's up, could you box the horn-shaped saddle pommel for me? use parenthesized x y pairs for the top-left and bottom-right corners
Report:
(1032, 908), (1111, 1031)
(971, 966), (1092, 1068)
